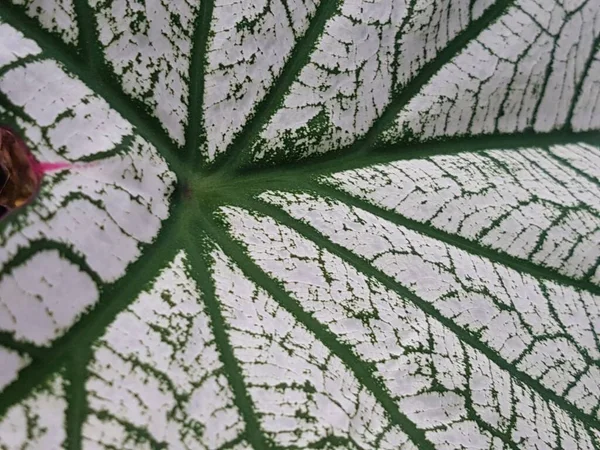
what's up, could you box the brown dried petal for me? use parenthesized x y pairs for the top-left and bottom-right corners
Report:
(0, 126), (41, 211)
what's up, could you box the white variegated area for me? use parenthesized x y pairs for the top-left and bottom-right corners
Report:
(221, 205), (600, 448)
(573, 47), (600, 131)
(212, 248), (416, 449)
(0, 250), (98, 345)
(0, 348), (29, 393)
(254, 192), (600, 421)
(203, 0), (319, 161)
(383, 0), (600, 142)
(84, 251), (247, 449)
(0, 374), (66, 449)
(8, 0), (78, 45)
(324, 144), (600, 284)
(0, 23), (175, 347)
(550, 143), (600, 183)
(251, 0), (500, 163)
(253, 0), (408, 162)
(0, 23), (41, 67)
(91, 0), (200, 144)
(394, 0), (495, 88)
(1, 0), (600, 448)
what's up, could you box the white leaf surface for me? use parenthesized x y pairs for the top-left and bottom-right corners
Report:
(0, 21), (175, 349)
(212, 247), (416, 449)
(221, 204), (600, 447)
(84, 251), (247, 449)
(0, 374), (67, 449)
(9, 0), (77, 45)
(91, 0), (201, 144)
(260, 191), (600, 418)
(0, 348), (29, 393)
(325, 144), (600, 284)
(1, 0), (599, 448)
(203, 0), (319, 161)
(382, 0), (600, 142)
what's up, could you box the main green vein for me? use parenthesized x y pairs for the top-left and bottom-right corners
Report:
(184, 224), (270, 450)
(201, 205), (437, 450)
(222, 129), (600, 184)
(65, 346), (91, 450)
(185, 0), (215, 169)
(241, 196), (600, 431)
(72, 0), (102, 71)
(215, 0), (340, 174)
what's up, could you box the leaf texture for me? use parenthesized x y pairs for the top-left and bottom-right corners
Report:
(0, 0), (599, 448)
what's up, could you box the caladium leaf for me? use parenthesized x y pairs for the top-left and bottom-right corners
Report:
(0, 0), (599, 448)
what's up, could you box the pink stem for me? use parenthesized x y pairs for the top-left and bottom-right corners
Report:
(33, 161), (98, 178)
(35, 161), (73, 175)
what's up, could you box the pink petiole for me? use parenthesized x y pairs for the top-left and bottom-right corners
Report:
(33, 161), (96, 179)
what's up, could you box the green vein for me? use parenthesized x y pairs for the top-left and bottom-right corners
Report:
(0, 3), (184, 175)
(309, 181), (600, 296)
(216, 435), (247, 450)
(242, 196), (600, 432)
(72, 0), (102, 70)
(184, 222), (271, 450)
(185, 0), (215, 169)
(0, 197), (185, 419)
(72, 134), (135, 163)
(91, 409), (167, 449)
(0, 53), (43, 78)
(299, 435), (365, 449)
(193, 129), (600, 214)
(65, 346), (91, 450)
(0, 333), (40, 358)
(391, 0), (418, 93)
(215, 0), (340, 174)
(222, 126), (600, 188)
(201, 205), (437, 450)
(529, 28), (559, 126)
